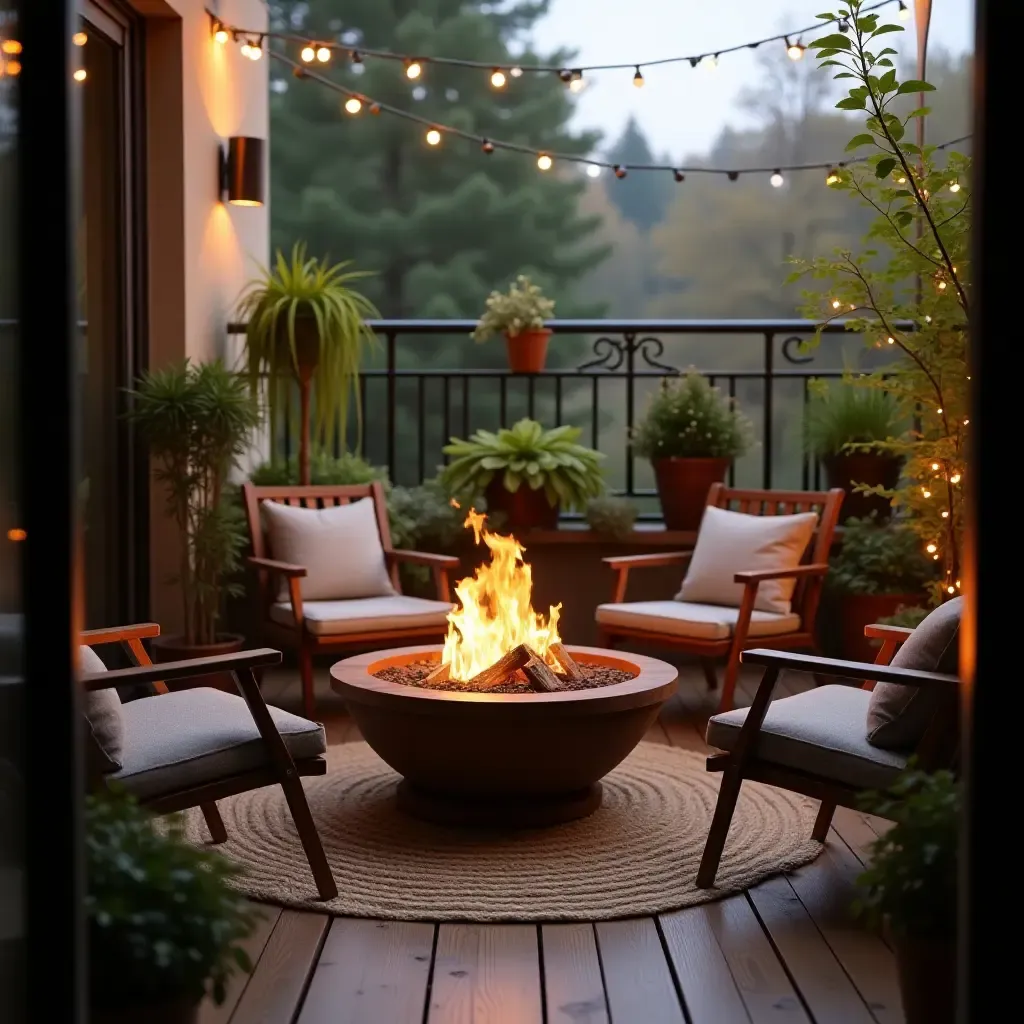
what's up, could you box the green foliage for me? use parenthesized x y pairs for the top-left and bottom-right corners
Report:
(828, 516), (936, 596)
(854, 767), (959, 939)
(631, 369), (754, 460)
(877, 604), (930, 629)
(472, 275), (555, 342)
(127, 361), (260, 645)
(388, 477), (466, 552)
(793, 0), (970, 602)
(804, 378), (903, 457)
(442, 419), (605, 512)
(249, 451), (386, 487)
(236, 242), (380, 456)
(585, 496), (638, 540)
(87, 790), (258, 1009)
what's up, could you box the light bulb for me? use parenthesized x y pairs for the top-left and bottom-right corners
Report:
(702, 54), (718, 70)
(301, 45), (315, 63)
(213, 28), (228, 45)
(73, 68), (87, 82)
(350, 50), (363, 65)
(2, 38), (23, 53)
(933, 554), (940, 561)
(586, 164), (602, 178)
(569, 75), (585, 93)
(673, 169), (685, 182)
(510, 66), (523, 78)
(931, 462), (940, 470)
(925, 315), (932, 322)
(344, 96), (362, 114)
(947, 585), (955, 594)
(831, 299), (841, 309)
(955, 579), (961, 588)
(949, 181), (961, 193)
(425, 128), (441, 146)
(926, 543), (938, 554)
(490, 68), (506, 89)
(537, 153), (553, 171)
(887, 336), (895, 344)
(896, 175), (907, 184)
(786, 41), (805, 61)
(247, 41), (263, 60)
(937, 280), (947, 290)
(406, 60), (422, 80)
(240, 42), (252, 58)
(316, 46), (331, 63)
(899, 1), (911, 21)
(826, 168), (841, 185)
(941, 510), (949, 518)
(951, 473), (961, 484)
(770, 170), (784, 188)
(5, 59), (20, 75)
(481, 139), (494, 154)
(614, 165), (628, 179)
(922, 489), (932, 498)
(633, 66), (644, 87)
(936, 407), (943, 414)
(963, 417), (970, 424)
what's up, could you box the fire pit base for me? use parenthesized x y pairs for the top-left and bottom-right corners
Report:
(397, 780), (603, 828)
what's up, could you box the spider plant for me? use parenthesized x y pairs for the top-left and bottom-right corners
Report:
(235, 243), (380, 484)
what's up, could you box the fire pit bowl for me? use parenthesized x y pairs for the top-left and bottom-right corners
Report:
(330, 645), (677, 827)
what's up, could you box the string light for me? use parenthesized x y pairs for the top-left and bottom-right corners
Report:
(887, 336), (895, 344)
(922, 489), (932, 498)
(301, 45), (315, 63)
(831, 299), (841, 309)
(405, 59), (422, 80)
(240, 40), (252, 58)
(2, 38), (22, 54)
(537, 153), (553, 171)
(826, 168), (841, 185)
(4, 60), (20, 75)
(963, 417), (970, 424)
(947, 585), (956, 595)
(838, 18), (851, 32)
(926, 543), (937, 553)
(425, 127), (442, 146)
(490, 68), (507, 89)
(955, 579), (961, 589)
(212, 25), (227, 46)
(481, 139), (494, 154)
(931, 462), (940, 470)
(702, 54), (719, 70)
(770, 170), (784, 188)
(369, 102), (381, 115)
(895, 174), (907, 184)
(350, 50), (363, 65)
(569, 69), (585, 93)
(614, 165), (628, 179)
(898, 1), (911, 20)
(558, 68), (573, 83)
(941, 510), (949, 518)
(727, 171), (739, 181)
(949, 180), (961, 193)
(316, 46), (331, 63)
(6, 528), (26, 542)
(344, 96), (362, 114)
(510, 66), (523, 78)
(786, 38), (805, 61)
(633, 66), (645, 87)
(673, 170), (685, 182)
(73, 68), (87, 82)
(936, 407), (943, 414)
(587, 164), (602, 178)
(950, 473), (961, 484)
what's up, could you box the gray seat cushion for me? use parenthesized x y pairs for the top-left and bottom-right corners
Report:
(866, 597), (961, 752)
(270, 595), (453, 636)
(111, 687), (326, 799)
(596, 600), (801, 640)
(707, 685), (907, 790)
(80, 645), (124, 773)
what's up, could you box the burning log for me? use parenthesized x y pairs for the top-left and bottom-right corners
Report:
(425, 661), (451, 685)
(522, 657), (564, 693)
(465, 644), (533, 690)
(550, 642), (584, 683)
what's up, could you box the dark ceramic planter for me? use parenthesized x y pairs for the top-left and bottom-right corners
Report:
(504, 328), (550, 373)
(484, 478), (559, 531)
(151, 633), (245, 693)
(824, 452), (903, 522)
(893, 934), (955, 1024)
(652, 457), (731, 531)
(92, 997), (199, 1024)
(838, 593), (921, 663)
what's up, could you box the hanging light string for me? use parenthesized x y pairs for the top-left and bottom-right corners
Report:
(272, 50), (970, 182)
(210, 0), (911, 80)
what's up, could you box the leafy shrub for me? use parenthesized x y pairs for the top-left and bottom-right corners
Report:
(877, 604), (930, 630)
(249, 451), (386, 487)
(389, 478), (466, 551)
(472, 275), (555, 342)
(632, 369), (754, 460)
(586, 496), (638, 539)
(805, 380), (903, 458)
(828, 517), (936, 596)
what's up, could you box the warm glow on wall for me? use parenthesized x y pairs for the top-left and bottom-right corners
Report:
(7, 528), (26, 542)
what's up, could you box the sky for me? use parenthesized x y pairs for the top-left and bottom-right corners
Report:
(532, 0), (974, 157)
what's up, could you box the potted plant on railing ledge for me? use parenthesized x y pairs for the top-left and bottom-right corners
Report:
(805, 379), (904, 521)
(631, 369), (754, 531)
(128, 360), (260, 676)
(472, 274), (555, 374)
(236, 243), (379, 485)
(441, 418), (605, 531)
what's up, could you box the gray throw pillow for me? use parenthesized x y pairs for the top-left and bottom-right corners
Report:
(866, 597), (961, 752)
(80, 645), (124, 773)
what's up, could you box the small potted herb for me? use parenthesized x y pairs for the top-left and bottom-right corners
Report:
(805, 381), (904, 522)
(855, 768), (959, 1024)
(631, 369), (754, 530)
(585, 496), (638, 540)
(441, 418), (605, 531)
(472, 275), (555, 374)
(87, 791), (258, 1023)
(827, 517), (936, 661)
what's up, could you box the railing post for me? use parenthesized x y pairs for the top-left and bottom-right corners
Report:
(763, 332), (774, 489)
(625, 332), (636, 497)
(386, 330), (397, 484)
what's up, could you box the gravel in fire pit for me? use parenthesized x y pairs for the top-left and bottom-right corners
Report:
(374, 659), (637, 693)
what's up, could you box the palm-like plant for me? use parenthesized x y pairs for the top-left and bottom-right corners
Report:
(236, 243), (380, 484)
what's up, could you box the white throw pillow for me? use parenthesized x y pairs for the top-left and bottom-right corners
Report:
(675, 505), (818, 614)
(262, 498), (396, 602)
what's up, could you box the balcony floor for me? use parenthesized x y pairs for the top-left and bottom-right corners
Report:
(200, 662), (903, 1024)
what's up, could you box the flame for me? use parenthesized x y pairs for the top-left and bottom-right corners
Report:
(442, 508), (561, 681)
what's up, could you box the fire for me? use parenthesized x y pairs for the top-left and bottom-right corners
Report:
(442, 508), (562, 681)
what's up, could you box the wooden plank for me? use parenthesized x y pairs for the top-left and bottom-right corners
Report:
(785, 838), (905, 1024)
(297, 918), (434, 1024)
(658, 691), (711, 753)
(659, 906), (750, 1024)
(595, 917), (685, 1024)
(748, 876), (876, 1024)
(541, 924), (609, 1024)
(831, 808), (882, 868)
(428, 923), (543, 1024)
(197, 906), (281, 1024)
(701, 894), (810, 1023)
(231, 910), (329, 1024)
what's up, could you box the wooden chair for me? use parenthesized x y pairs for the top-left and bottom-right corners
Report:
(596, 484), (845, 713)
(242, 481), (460, 719)
(695, 624), (960, 888)
(81, 623), (337, 900)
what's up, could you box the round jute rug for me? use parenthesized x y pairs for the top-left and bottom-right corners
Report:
(185, 741), (822, 921)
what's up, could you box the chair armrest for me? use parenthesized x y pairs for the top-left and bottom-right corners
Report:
(387, 549), (460, 569)
(740, 648), (959, 690)
(81, 623), (161, 646)
(603, 551), (693, 570)
(734, 563), (829, 584)
(80, 648), (282, 691)
(248, 556), (307, 577)
(864, 623), (915, 640)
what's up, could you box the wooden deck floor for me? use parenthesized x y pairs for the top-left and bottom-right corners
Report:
(199, 660), (902, 1024)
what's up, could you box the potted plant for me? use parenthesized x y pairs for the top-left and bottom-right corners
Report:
(472, 275), (555, 374)
(585, 495), (638, 540)
(441, 418), (605, 531)
(631, 369), (754, 531)
(128, 360), (260, 677)
(827, 516), (936, 662)
(87, 790), (258, 1023)
(805, 380), (904, 521)
(855, 767), (959, 1024)
(236, 243), (380, 485)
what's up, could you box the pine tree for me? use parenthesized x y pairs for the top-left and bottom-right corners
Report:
(604, 117), (674, 231)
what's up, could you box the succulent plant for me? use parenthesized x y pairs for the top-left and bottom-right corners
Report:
(585, 496), (638, 539)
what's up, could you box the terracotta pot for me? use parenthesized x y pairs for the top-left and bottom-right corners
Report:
(151, 633), (245, 693)
(484, 478), (559, 532)
(504, 328), (550, 374)
(838, 593), (920, 663)
(92, 997), (199, 1024)
(824, 452), (903, 522)
(893, 935), (955, 1024)
(652, 457), (731, 531)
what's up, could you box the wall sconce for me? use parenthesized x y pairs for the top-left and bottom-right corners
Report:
(219, 136), (265, 207)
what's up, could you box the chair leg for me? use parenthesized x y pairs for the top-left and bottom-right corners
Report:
(298, 646), (316, 721)
(700, 657), (719, 691)
(596, 628), (615, 649)
(718, 645), (743, 713)
(279, 772), (338, 901)
(696, 767), (744, 888)
(811, 799), (836, 842)
(200, 801), (228, 844)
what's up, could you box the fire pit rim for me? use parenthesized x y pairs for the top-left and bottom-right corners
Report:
(329, 644), (678, 717)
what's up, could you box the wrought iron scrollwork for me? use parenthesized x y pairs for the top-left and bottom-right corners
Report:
(781, 335), (815, 365)
(577, 333), (679, 373)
